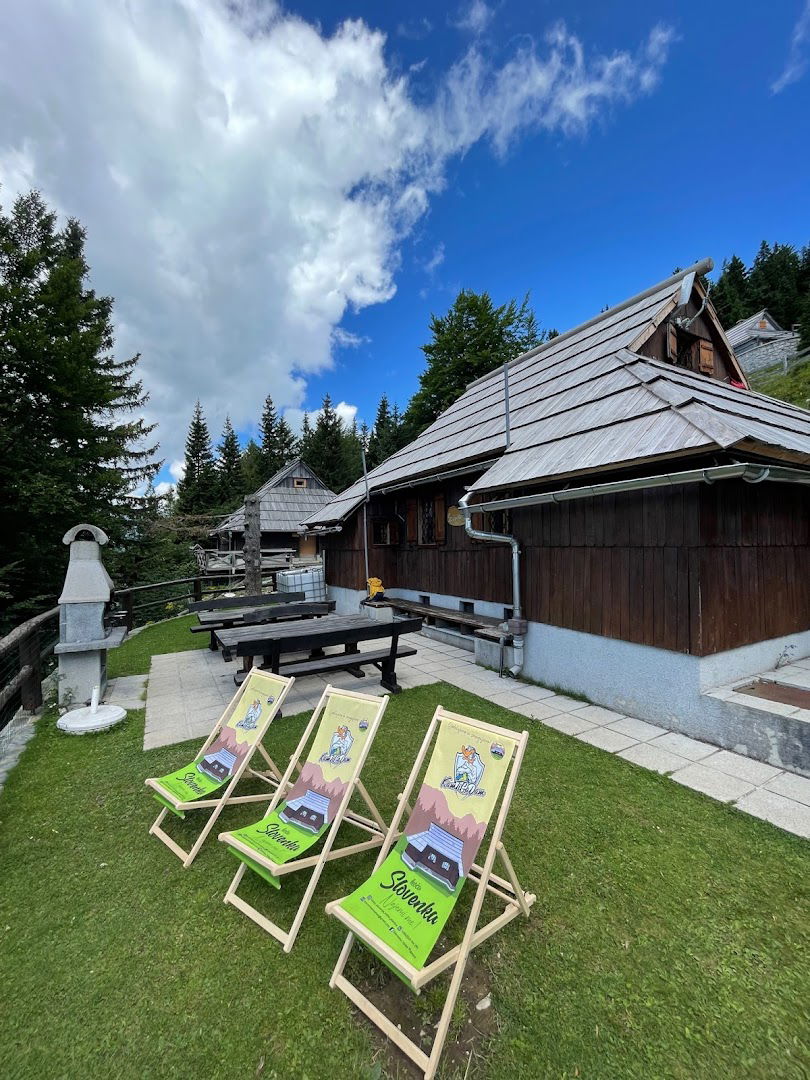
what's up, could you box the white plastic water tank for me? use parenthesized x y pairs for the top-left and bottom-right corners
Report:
(277, 565), (327, 602)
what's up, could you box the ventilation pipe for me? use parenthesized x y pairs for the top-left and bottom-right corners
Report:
(457, 492), (525, 677)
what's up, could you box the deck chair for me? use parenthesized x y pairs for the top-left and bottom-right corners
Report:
(325, 706), (534, 1080)
(219, 685), (390, 952)
(144, 668), (294, 867)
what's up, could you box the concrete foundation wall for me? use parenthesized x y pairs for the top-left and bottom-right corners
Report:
(326, 583), (810, 775)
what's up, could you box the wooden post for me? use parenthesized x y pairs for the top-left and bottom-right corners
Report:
(19, 628), (42, 712)
(192, 577), (202, 603)
(123, 591), (134, 632)
(244, 495), (262, 597)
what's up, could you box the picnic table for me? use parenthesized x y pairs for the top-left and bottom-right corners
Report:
(192, 600), (335, 650)
(216, 613), (423, 693)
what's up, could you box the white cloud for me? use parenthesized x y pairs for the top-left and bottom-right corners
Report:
(154, 481), (175, 497)
(285, 400), (359, 435)
(452, 1), (494, 36)
(772, 1), (810, 93)
(424, 242), (446, 274)
(169, 459), (186, 482)
(0, 2), (674, 469)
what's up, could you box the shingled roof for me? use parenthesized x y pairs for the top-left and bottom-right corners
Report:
(304, 262), (810, 525)
(214, 459), (335, 535)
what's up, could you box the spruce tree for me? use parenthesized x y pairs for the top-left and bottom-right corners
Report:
(260, 394), (280, 478)
(0, 190), (158, 616)
(216, 416), (242, 509)
(711, 256), (751, 327)
(748, 242), (803, 329)
(240, 439), (264, 495)
(402, 289), (544, 438)
(175, 401), (218, 514)
(306, 395), (346, 491)
(275, 415), (299, 467)
(367, 394), (402, 469)
(298, 413), (314, 465)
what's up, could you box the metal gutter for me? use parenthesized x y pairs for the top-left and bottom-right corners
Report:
(466, 257), (715, 391)
(464, 462), (810, 515)
(457, 491), (525, 677)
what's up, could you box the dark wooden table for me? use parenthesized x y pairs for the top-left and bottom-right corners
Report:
(188, 590), (305, 613)
(216, 614), (423, 693)
(193, 600), (335, 650)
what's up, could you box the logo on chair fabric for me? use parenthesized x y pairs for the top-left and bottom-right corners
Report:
(441, 744), (486, 798)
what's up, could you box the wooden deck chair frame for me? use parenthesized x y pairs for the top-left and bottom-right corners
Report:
(145, 668), (295, 868)
(325, 706), (535, 1080)
(220, 684), (390, 953)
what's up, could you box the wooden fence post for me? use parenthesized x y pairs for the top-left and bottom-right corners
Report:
(19, 628), (42, 712)
(124, 591), (134, 632)
(244, 495), (262, 596)
(192, 577), (203, 603)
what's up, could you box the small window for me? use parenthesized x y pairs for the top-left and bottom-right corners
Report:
(441, 860), (450, 871)
(460, 601), (474, 615)
(428, 852), (437, 863)
(372, 519), (398, 546)
(293, 477), (308, 489)
(418, 497), (436, 544)
(485, 509), (512, 535)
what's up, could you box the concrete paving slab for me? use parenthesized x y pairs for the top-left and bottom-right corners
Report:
(670, 763), (755, 803)
(488, 690), (533, 709)
(704, 750), (783, 786)
(617, 742), (691, 775)
(510, 700), (564, 722)
(572, 704), (628, 727)
(513, 684), (557, 701)
(735, 788), (810, 838)
(608, 717), (667, 742)
(538, 694), (586, 713)
(542, 713), (597, 736)
(647, 731), (718, 761)
(764, 771), (810, 807)
(576, 727), (638, 753)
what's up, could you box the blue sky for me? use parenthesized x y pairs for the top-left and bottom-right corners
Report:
(306, 0), (810, 426)
(0, 0), (808, 489)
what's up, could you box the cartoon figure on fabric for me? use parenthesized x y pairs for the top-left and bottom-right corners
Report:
(455, 745), (484, 787)
(329, 725), (354, 761)
(237, 699), (262, 731)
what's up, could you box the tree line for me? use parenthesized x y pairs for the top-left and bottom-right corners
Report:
(711, 241), (810, 349)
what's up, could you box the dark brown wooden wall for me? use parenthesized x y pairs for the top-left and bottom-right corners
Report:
(322, 479), (810, 656)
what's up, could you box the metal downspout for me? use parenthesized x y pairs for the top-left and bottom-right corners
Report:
(458, 492), (525, 677)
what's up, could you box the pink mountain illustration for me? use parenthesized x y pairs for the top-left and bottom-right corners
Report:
(285, 762), (348, 824)
(404, 785), (487, 875)
(208, 723), (249, 763)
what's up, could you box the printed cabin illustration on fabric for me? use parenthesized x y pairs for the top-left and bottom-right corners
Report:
(402, 822), (465, 892)
(279, 789), (331, 833)
(198, 747), (237, 783)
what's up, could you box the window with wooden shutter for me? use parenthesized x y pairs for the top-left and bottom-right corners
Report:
(434, 493), (446, 543)
(698, 339), (714, 375)
(406, 499), (417, 543)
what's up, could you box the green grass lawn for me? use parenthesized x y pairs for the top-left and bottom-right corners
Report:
(1, 623), (809, 1079)
(108, 614), (207, 677)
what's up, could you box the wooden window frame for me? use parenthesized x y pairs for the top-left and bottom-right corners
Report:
(407, 494), (446, 547)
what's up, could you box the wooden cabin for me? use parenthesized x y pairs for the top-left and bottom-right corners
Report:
(280, 789), (330, 833)
(402, 824), (465, 891)
(198, 748), (237, 782)
(213, 459), (335, 559)
(304, 260), (810, 776)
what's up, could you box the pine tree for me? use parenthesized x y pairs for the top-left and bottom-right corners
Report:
(340, 417), (364, 490)
(710, 255), (751, 327)
(367, 394), (402, 469)
(175, 401), (218, 514)
(402, 289), (545, 438)
(260, 394), (280, 478)
(298, 413), (314, 465)
(275, 415), (299, 467)
(0, 190), (158, 617)
(240, 439), (264, 495)
(748, 242), (803, 329)
(305, 395), (346, 491)
(216, 416), (242, 509)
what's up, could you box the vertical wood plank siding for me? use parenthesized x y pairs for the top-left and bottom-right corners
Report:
(322, 479), (810, 656)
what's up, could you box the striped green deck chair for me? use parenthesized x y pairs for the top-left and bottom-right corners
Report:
(144, 668), (294, 867)
(325, 705), (534, 1080)
(219, 684), (389, 952)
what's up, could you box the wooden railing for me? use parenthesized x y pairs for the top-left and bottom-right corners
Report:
(113, 572), (248, 631)
(0, 606), (60, 728)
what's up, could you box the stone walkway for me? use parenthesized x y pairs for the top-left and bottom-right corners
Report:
(143, 634), (810, 840)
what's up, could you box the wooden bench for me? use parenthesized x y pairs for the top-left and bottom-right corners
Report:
(191, 600), (333, 650)
(277, 645), (418, 681)
(381, 598), (513, 644)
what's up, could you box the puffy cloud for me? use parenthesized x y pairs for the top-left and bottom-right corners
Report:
(772, 1), (810, 93)
(452, 1), (495, 36)
(0, 1), (674, 467)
